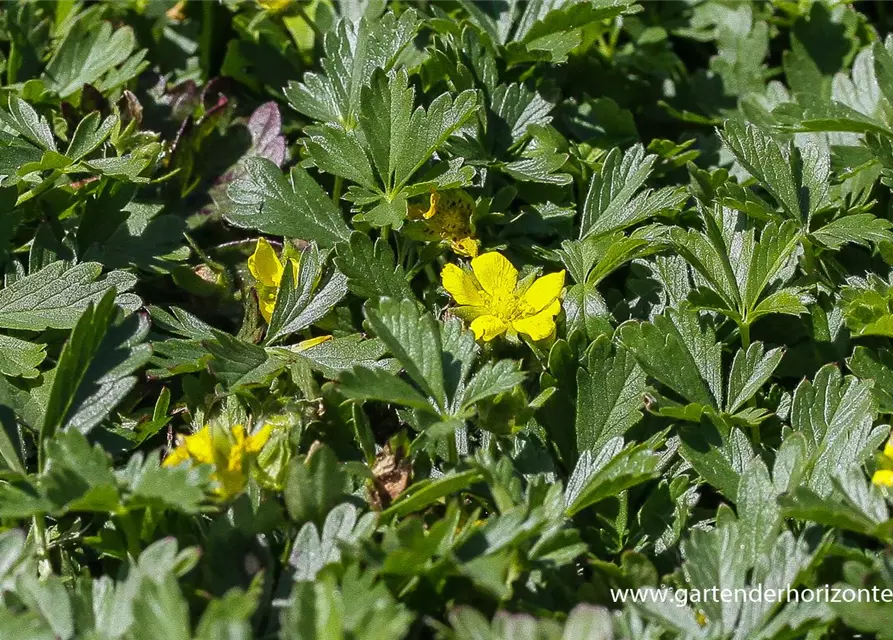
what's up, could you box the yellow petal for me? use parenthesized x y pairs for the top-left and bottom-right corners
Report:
(452, 305), (489, 322)
(422, 192), (439, 219)
(470, 315), (508, 341)
(873, 469), (893, 487)
(295, 335), (333, 351)
(248, 238), (284, 288)
(442, 264), (483, 306)
(162, 440), (191, 467)
(182, 426), (214, 465)
(470, 252), (517, 298)
(257, 286), (278, 323)
(245, 424), (274, 454)
(511, 299), (560, 341)
(451, 237), (480, 258)
(522, 270), (565, 314)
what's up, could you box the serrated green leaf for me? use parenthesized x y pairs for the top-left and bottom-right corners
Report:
(367, 298), (446, 411)
(726, 342), (783, 413)
(41, 290), (151, 443)
(0, 261), (138, 331)
(0, 334), (45, 378)
(334, 232), (415, 300)
(619, 307), (722, 408)
(224, 158), (350, 246)
(580, 145), (686, 238)
(575, 335), (645, 453)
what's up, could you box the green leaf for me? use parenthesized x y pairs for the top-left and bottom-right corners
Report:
(575, 335), (645, 453)
(381, 468), (484, 520)
(334, 232), (415, 300)
(811, 213), (893, 249)
(266, 244), (348, 344)
(224, 158), (351, 247)
(840, 273), (893, 338)
(65, 112), (117, 162)
(0, 261), (139, 331)
(790, 364), (879, 495)
(279, 334), (392, 378)
(0, 334), (45, 378)
(41, 290), (151, 442)
(501, 0), (638, 64)
(565, 438), (660, 516)
(123, 452), (212, 514)
(41, 430), (119, 513)
(338, 365), (432, 411)
(848, 346), (893, 412)
(678, 417), (754, 501)
(618, 307), (723, 408)
(284, 10), (420, 126)
(130, 575), (190, 640)
(206, 332), (284, 390)
(289, 503), (374, 580)
(726, 342), (783, 414)
(367, 298), (446, 411)
(284, 445), (348, 525)
(0, 96), (57, 151)
(719, 119), (829, 224)
(580, 145), (686, 238)
(459, 360), (525, 413)
(305, 123), (379, 191)
(43, 21), (146, 98)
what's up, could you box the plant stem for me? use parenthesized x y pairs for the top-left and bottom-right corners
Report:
(740, 323), (750, 349)
(33, 515), (51, 577)
(332, 176), (343, 204)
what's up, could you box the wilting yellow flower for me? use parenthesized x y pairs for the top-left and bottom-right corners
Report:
(164, 423), (274, 499)
(872, 436), (893, 487)
(409, 190), (479, 258)
(441, 252), (565, 342)
(248, 238), (297, 322)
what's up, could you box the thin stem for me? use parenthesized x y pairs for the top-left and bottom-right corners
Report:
(33, 516), (51, 577)
(740, 322), (751, 350)
(332, 176), (343, 204)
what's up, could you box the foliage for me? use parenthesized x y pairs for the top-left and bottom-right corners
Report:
(4, 1), (893, 638)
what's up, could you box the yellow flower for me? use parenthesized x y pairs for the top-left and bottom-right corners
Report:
(409, 190), (479, 258)
(248, 238), (297, 322)
(257, 0), (294, 12)
(163, 423), (273, 499)
(872, 436), (893, 487)
(441, 252), (565, 342)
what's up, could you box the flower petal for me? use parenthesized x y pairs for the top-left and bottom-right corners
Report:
(257, 286), (278, 323)
(295, 335), (333, 352)
(471, 252), (517, 298)
(451, 237), (480, 258)
(245, 424), (274, 453)
(162, 440), (191, 467)
(248, 238), (284, 288)
(183, 426), (214, 465)
(522, 270), (565, 313)
(470, 315), (508, 341)
(511, 299), (560, 341)
(442, 264), (483, 306)
(873, 469), (893, 487)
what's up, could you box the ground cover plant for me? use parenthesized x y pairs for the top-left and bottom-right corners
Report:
(7, 0), (893, 637)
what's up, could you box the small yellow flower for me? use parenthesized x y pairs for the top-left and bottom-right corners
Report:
(409, 190), (479, 258)
(872, 436), (893, 487)
(163, 423), (273, 499)
(257, 0), (294, 12)
(248, 238), (297, 322)
(441, 252), (565, 342)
